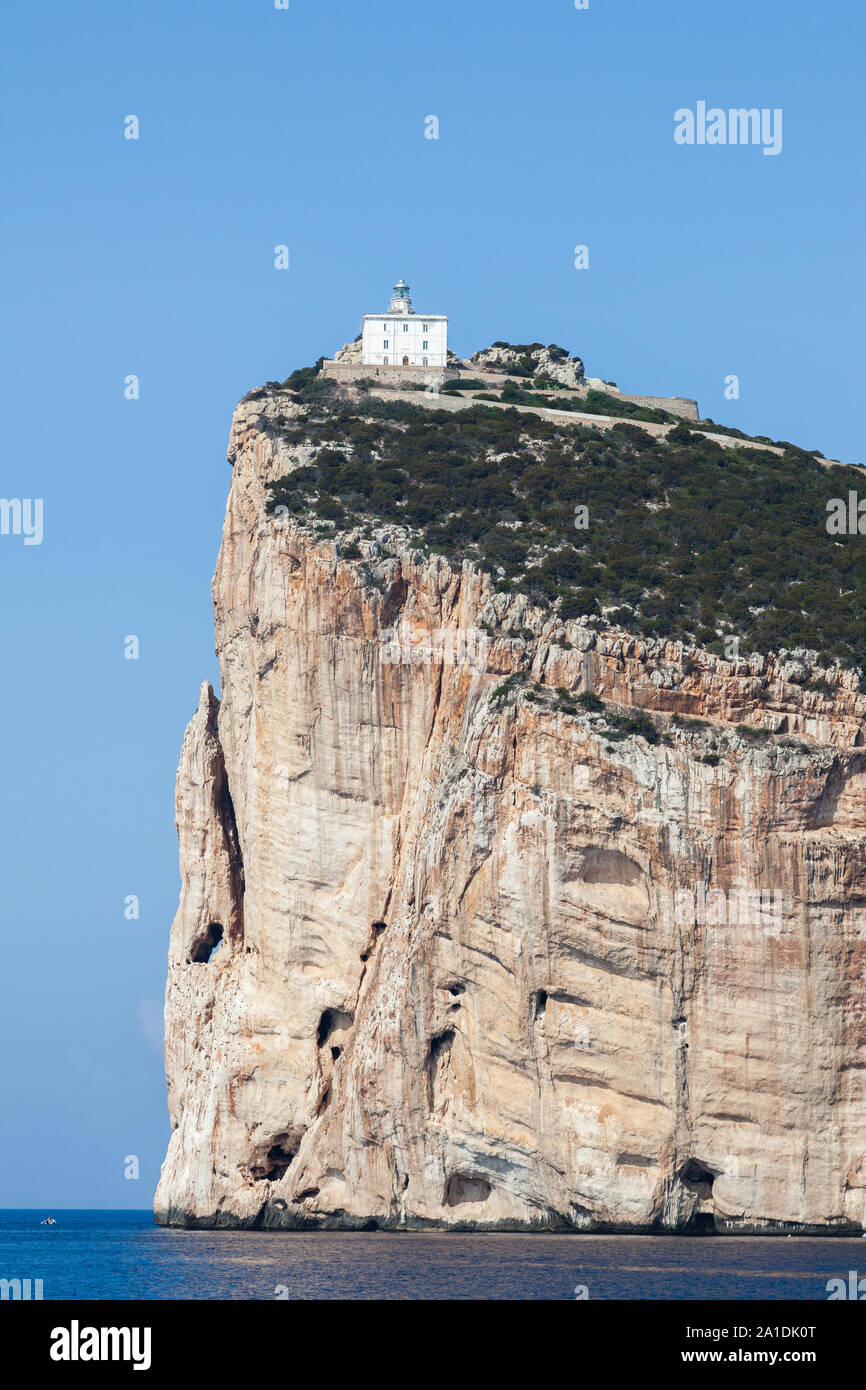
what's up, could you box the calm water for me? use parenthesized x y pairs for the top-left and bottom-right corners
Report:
(1, 1211), (861, 1300)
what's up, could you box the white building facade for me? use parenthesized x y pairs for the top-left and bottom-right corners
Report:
(361, 280), (448, 368)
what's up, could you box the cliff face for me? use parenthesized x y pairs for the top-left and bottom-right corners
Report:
(155, 391), (866, 1233)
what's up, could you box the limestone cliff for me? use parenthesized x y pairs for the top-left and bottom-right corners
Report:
(155, 386), (866, 1233)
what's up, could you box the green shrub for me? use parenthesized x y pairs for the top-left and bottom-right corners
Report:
(559, 590), (600, 620)
(315, 495), (345, 521)
(501, 362), (533, 378)
(612, 711), (660, 744)
(500, 383), (531, 403)
(282, 358), (324, 392)
(442, 377), (487, 392)
(491, 673), (527, 704)
(577, 692), (605, 713)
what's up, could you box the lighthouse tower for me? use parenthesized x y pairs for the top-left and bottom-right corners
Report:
(361, 279), (448, 368)
(389, 278), (412, 312)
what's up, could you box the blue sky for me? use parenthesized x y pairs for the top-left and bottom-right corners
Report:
(1, 0), (863, 1208)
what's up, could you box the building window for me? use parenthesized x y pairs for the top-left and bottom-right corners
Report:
(423, 324), (428, 331)
(422, 357), (428, 366)
(383, 356), (389, 365)
(422, 340), (428, 349)
(383, 340), (389, 348)
(403, 323), (408, 332)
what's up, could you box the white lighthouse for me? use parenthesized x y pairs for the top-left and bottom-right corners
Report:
(361, 279), (448, 368)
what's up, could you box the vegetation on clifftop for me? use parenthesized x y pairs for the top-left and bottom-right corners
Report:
(260, 384), (866, 675)
(496, 382), (678, 424)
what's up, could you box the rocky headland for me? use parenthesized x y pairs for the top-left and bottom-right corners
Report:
(155, 355), (866, 1233)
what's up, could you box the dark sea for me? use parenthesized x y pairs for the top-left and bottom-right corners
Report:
(1, 1211), (863, 1300)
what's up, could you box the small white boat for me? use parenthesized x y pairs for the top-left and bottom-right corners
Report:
(40, 1217), (57, 1226)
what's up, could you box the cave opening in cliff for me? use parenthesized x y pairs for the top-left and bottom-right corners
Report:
(429, 1029), (454, 1064)
(679, 1158), (716, 1193)
(534, 989), (548, 1020)
(188, 922), (223, 964)
(427, 1029), (455, 1110)
(359, 922), (387, 961)
(316, 1007), (354, 1049)
(252, 1134), (302, 1182)
(678, 1158), (718, 1232)
(264, 1146), (292, 1181)
(444, 1173), (492, 1206)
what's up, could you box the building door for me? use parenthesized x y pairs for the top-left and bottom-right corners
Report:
(402, 355), (409, 366)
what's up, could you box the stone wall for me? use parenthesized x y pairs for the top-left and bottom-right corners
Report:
(583, 379), (699, 422)
(613, 392), (700, 423)
(321, 360), (459, 389)
(323, 355), (698, 421)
